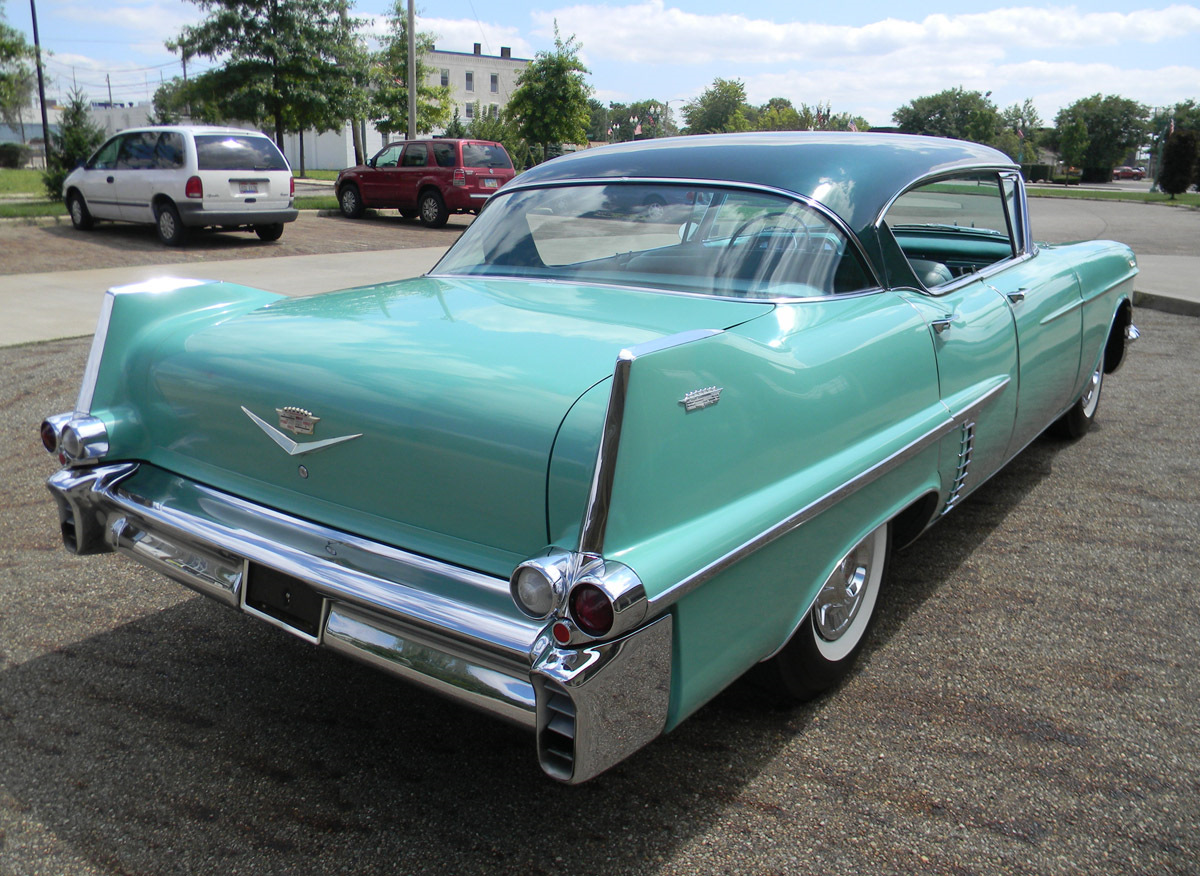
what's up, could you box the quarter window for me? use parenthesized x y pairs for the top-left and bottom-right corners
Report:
(884, 173), (1019, 289)
(155, 132), (185, 169)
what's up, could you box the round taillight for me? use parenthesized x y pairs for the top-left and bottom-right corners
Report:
(512, 566), (555, 618)
(40, 419), (59, 453)
(569, 583), (614, 637)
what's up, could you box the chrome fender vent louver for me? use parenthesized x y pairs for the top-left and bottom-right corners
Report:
(537, 683), (577, 780)
(942, 421), (976, 516)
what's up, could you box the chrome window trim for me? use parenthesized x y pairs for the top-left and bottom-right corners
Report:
(872, 163), (1022, 229)
(578, 329), (722, 556)
(648, 378), (1012, 612)
(430, 176), (885, 294)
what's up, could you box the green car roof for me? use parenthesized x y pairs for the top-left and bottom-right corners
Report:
(514, 132), (1017, 241)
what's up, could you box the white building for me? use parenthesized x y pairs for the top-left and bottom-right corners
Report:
(79, 45), (530, 172)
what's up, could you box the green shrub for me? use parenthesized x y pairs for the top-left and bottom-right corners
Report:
(0, 142), (31, 169)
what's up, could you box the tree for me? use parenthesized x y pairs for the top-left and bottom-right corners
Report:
(0, 0), (34, 139)
(506, 25), (592, 162)
(1058, 116), (1089, 181)
(597, 99), (674, 142)
(682, 78), (751, 134)
(997, 99), (1042, 163)
(1053, 94), (1148, 182)
(169, 0), (362, 149)
(1159, 130), (1198, 198)
(41, 87), (104, 198)
(892, 87), (1001, 145)
(368, 0), (451, 138)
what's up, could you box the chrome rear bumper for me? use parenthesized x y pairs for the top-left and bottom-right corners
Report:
(46, 462), (671, 782)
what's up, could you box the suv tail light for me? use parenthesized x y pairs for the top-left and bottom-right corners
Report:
(290, 176), (295, 197)
(185, 176), (203, 199)
(452, 168), (466, 187)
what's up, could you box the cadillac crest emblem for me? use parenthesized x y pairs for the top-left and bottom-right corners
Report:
(277, 406), (320, 435)
(679, 386), (723, 412)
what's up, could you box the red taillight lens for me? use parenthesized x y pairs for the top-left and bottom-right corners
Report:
(569, 584), (614, 637)
(185, 176), (203, 199)
(452, 168), (466, 186)
(290, 176), (295, 197)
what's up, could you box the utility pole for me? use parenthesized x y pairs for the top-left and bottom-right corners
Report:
(406, 0), (416, 140)
(106, 74), (113, 107)
(29, 0), (52, 166)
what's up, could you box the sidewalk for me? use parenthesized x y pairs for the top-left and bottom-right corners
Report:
(0, 246), (1194, 348)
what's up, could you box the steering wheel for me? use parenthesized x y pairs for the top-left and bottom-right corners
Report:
(716, 211), (812, 290)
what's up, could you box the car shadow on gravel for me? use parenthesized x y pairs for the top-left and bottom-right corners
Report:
(0, 441), (1066, 876)
(38, 221), (285, 254)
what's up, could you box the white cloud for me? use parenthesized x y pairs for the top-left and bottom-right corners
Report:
(532, 1), (1200, 65)
(359, 13), (535, 59)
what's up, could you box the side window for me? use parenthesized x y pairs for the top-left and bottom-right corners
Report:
(116, 132), (158, 169)
(155, 132), (185, 169)
(402, 144), (428, 167)
(374, 145), (402, 168)
(88, 136), (122, 170)
(464, 103), (474, 121)
(884, 173), (1018, 289)
(432, 142), (456, 168)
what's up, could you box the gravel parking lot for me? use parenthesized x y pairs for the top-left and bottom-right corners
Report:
(2, 295), (1196, 874)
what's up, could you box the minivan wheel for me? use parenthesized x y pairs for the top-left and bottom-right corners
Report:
(155, 201), (187, 245)
(338, 184), (364, 218)
(254, 223), (285, 241)
(67, 192), (94, 230)
(418, 190), (449, 228)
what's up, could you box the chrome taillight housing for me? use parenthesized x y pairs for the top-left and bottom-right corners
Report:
(40, 413), (109, 465)
(510, 549), (648, 643)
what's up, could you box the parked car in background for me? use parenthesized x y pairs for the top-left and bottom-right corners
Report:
(335, 138), (515, 227)
(1112, 166), (1145, 180)
(42, 133), (1138, 783)
(62, 125), (297, 245)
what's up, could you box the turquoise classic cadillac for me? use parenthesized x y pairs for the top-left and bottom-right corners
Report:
(42, 133), (1138, 783)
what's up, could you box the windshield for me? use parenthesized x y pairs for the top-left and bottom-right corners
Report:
(432, 183), (873, 299)
(195, 135), (290, 171)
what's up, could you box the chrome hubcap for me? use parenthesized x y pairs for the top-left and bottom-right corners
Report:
(342, 191), (356, 213)
(814, 548), (870, 642)
(422, 199), (437, 221)
(159, 212), (175, 237)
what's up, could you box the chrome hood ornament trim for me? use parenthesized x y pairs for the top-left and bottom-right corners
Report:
(241, 406), (362, 456)
(277, 406), (319, 435)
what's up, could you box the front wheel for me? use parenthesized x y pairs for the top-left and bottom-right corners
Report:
(338, 184), (364, 218)
(254, 223), (284, 242)
(418, 190), (448, 228)
(1051, 359), (1103, 440)
(67, 192), (94, 230)
(154, 201), (187, 246)
(759, 521), (891, 700)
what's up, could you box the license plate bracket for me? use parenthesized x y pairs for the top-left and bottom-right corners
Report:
(245, 564), (324, 639)
(239, 181), (259, 194)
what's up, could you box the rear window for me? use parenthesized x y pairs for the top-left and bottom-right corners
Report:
(195, 135), (289, 171)
(462, 143), (512, 170)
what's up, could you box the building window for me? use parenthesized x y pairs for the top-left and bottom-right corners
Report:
(440, 69), (449, 87)
(464, 103), (474, 120)
(490, 73), (499, 93)
(489, 104), (499, 119)
(465, 71), (474, 92)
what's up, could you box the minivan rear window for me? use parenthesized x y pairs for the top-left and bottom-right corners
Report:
(462, 143), (512, 169)
(195, 135), (289, 171)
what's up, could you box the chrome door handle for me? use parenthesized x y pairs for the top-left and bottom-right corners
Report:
(931, 316), (956, 335)
(1006, 289), (1027, 304)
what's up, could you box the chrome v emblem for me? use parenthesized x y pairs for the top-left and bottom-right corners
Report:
(241, 406), (362, 456)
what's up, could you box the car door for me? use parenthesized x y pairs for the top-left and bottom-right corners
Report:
(982, 174), (1082, 455)
(114, 130), (160, 223)
(360, 144), (403, 204)
(397, 143), (430, 209)
(76, 134), (124, 220)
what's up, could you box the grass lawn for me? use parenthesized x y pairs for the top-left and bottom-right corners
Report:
(0, 200), (65, 219)
(0, 168), (46, 196)
(1026, 186), (1200, 208)
(296, 170), (340, 181)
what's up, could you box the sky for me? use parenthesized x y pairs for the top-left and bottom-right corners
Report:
(4, 0), (1199, 128)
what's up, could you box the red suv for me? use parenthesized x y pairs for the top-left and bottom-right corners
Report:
(335, 139), (516, 227)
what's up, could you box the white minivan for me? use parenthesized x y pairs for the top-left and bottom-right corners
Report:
(63, 125), (298, 245)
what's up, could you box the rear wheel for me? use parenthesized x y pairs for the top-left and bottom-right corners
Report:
(418, 190), (448, 228)
(338, 184), (364, 218)
(67, 192), (94, 230)
(154, 201), (187, 246)
(254, 223), (284, 241)
(1051, 358), (1103, 440)
(759, 521), (891, 700)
